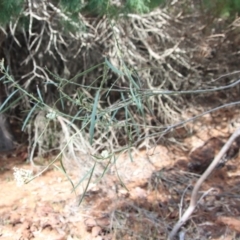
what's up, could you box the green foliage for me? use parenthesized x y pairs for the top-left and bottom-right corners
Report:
(147, 0), (166, 9)
(124, 0), (150, 14)
(125, 0), (165, 13)
(0, 0), (166, 29)
(0, 0), (25, 25)
(60, 0), (83, 13)
(202, 0), (240, 18)
(83, 0), (166, 16)
(84, 0), (109, 15)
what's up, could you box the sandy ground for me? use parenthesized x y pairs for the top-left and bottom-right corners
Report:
(1, 110), (240, 240)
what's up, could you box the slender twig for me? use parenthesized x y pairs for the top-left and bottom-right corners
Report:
(168, 126), (240, 240)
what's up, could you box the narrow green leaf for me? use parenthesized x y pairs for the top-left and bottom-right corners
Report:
(114, 155), (129, 191)
(58, 159), (76, 195)
(0, 89), (18, 112)
(128, 148), (134, 163)
(78, 162), (96, 206)
(89, 90), (100, 145)
(105, 58), (124, 76)
(36, 85), (44, 102)
(21, 103), (39, 131)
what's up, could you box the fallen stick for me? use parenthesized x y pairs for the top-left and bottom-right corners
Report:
(168, 126), (240, 240)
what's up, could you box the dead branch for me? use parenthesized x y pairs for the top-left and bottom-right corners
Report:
(168, 126), (240, 240)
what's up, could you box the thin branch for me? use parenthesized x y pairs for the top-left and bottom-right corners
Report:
(168, 126), (240, 240)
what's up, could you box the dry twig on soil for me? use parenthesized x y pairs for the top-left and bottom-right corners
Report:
(168, 126), (240, 240)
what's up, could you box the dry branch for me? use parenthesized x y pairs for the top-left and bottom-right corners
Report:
(168, 126), (240, 239)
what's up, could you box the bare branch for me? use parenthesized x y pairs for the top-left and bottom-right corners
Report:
(168, 126), (240, 240)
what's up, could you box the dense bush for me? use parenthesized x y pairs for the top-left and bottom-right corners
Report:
(0, 0), (24, 25)
(0, 0), (167, 26)
(202, 0), (240, 18)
